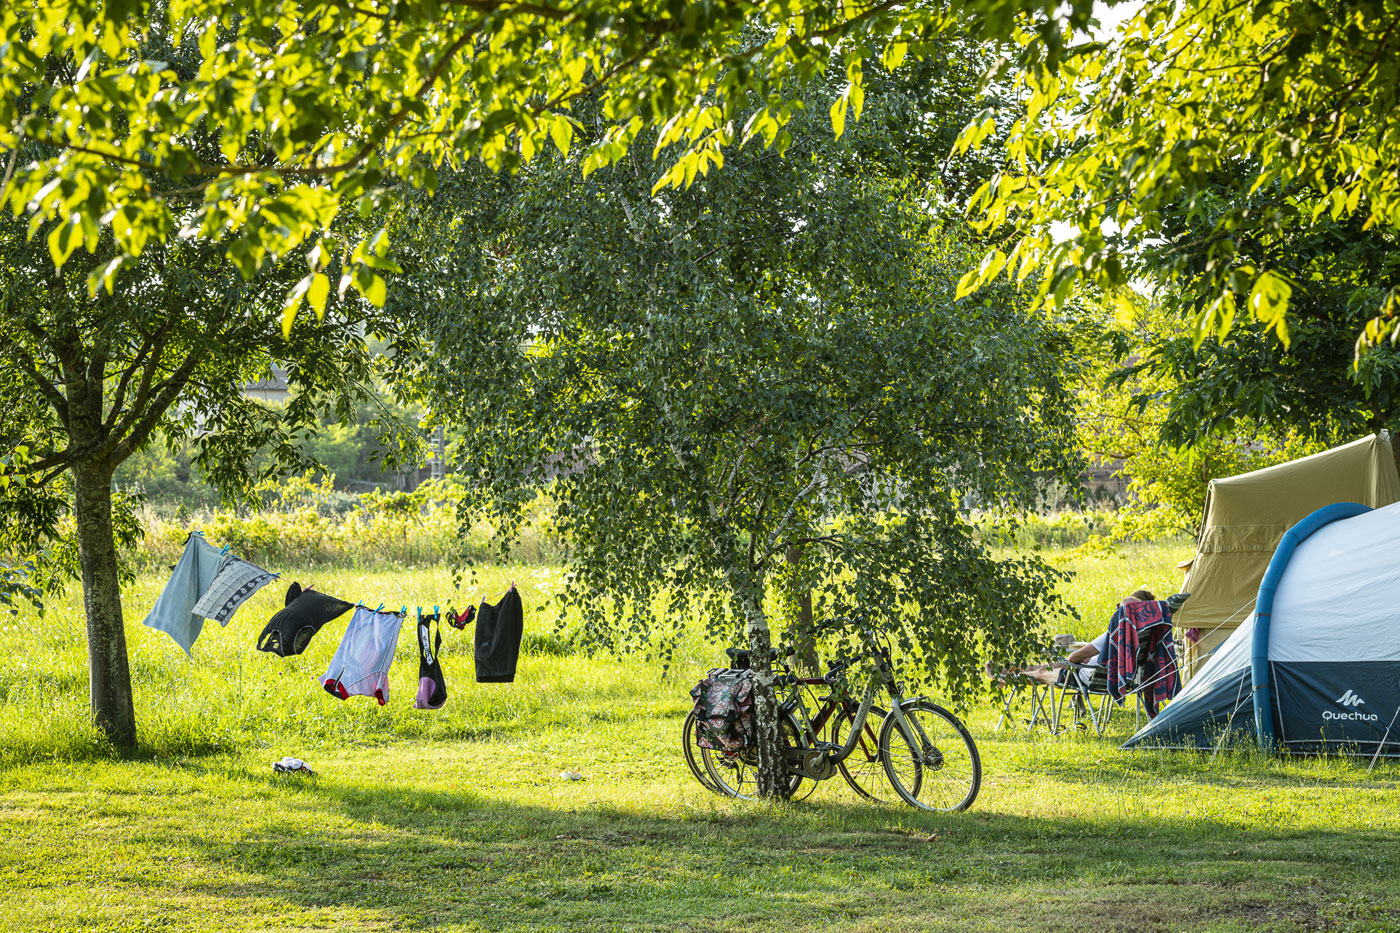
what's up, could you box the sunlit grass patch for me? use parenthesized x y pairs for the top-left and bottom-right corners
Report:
(4, 539), (1399, 930)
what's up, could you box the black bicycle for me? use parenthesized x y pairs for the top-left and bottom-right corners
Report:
(684, 617), (981, 811)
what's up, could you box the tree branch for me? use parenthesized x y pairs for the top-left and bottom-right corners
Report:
(0, 333), (69, 426)
(104, 322), (172, 437)
(763, 459), (827, 564)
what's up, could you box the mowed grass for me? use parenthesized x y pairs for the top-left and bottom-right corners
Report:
(3, 540), (1400, 932)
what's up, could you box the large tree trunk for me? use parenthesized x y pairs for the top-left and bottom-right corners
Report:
(735, 573), (789, 800)
(71, 459), (137, 750)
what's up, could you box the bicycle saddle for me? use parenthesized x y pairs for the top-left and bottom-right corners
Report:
(726, 648), (752, 670)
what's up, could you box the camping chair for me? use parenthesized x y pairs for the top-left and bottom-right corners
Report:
(1122, 615), (1178, 727)
(1050, 663), (1117, 735)
(995, 673), (1055, 731)
(1050, 610), (1180, 735)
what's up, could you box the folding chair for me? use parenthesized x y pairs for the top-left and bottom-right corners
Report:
(1121, 617), (1178, 728)
(995, 674), (1055, 731)
(1051, 663), (1116, 735)
(1052, 613), (1178, 735)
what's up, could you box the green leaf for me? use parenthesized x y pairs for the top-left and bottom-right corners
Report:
(364, 274), (387, 308)
(307, 272), (330, 318)
(282, 275), (313, 337)
(548, 115), (574, 156)
(830, 96), (847, 139)
(45, 219), (81, 268)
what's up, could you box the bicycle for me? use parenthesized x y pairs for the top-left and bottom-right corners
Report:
(685, 615), (981, 812)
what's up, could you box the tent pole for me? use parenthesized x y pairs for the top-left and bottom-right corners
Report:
(1250, 502), (1372, 752)
(1368, 703), (1400, 772)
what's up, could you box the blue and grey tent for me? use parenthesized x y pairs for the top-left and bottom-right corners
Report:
(1124, 501), (1400, 756)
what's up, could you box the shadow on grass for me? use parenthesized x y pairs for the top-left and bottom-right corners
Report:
(158, 766), (1400, 933)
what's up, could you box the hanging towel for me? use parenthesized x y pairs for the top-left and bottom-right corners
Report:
(321, 606), (405, 705)
(192, 554), (278, 626)
(141, 533), (225, 655)
(1105, 599), (1181, 716)
(257, 583), (354, 657)
(475, 586), (523, 683)
(414, 610), (448, 709)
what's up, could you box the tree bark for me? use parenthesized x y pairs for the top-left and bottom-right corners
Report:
(785, 544), (818, 676)
(735, 572), (788, 800)
(71, 459), (137, 750)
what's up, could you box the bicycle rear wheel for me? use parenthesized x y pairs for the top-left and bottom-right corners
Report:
(701, 711), (806, 800)
(831, 704), (888, 801)
(682, 710), (723, 795)
(878, 701), (981, 812)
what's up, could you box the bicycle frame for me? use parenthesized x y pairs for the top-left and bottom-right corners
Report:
(779, 620), (939, 779)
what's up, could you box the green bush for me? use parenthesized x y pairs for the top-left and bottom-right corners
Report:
(975, 509), (1123, 549)
(128, 474), (567, 572)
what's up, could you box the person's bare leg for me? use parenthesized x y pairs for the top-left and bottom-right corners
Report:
(987, 663), (1063, 686)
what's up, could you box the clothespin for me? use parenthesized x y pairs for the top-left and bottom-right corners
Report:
(375, 603), (384, 613)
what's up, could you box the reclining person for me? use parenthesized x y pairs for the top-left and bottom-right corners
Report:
(993, 589), (1160, 688)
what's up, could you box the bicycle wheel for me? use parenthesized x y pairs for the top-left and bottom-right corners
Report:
(681, 710), (723, 795)
(878, 701), (981, 812)
(830, 704), (888, 801)
(701, 710), (806, 800)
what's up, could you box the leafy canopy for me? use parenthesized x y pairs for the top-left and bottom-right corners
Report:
(1, 0), (1100, 324)
(957, 0), (1400, 348)
(0, 201), (401, 586)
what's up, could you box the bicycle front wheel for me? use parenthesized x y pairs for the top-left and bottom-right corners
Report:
(701, 710), (806, 801)
(878, 701), (981, 812)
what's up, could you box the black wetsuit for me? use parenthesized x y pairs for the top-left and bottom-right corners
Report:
(257, 583), (353, 657)
(415, 611), (448, 709)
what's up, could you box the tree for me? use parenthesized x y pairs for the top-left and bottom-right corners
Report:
(0, 202), (394, 749)
(956, 0), (1400, 347)
(1, 0), (1097, 319)
(386, 71), (1077, 797)
(1124, 211), (1400, 456)
(1070, 289), (1343, 541)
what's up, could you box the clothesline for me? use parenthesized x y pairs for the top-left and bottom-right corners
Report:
(139, 529), (525, 710)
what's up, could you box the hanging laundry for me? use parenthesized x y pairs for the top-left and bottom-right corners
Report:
(475, 585), (523, 683)
(191, 553), (278, 626)
(141, 532), (225, 655)
(321, 605), (405, 705)
(447, 605), (475, 631)
(257, 583), (354, 657)
(414, 609), (448, 710)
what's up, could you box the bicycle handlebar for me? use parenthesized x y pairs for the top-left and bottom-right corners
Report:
(726, 645), (793, 668)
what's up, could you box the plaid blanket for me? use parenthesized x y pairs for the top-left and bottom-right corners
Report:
(1105, 600), (1180, 716)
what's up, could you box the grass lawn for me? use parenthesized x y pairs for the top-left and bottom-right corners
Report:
(3, 541), (1399, 932)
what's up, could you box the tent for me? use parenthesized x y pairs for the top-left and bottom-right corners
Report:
(1124, 501), (1400, 756)
(1175, 434), (1400, 677)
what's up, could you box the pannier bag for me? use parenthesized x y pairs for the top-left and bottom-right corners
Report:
(689, 669), (755, 751)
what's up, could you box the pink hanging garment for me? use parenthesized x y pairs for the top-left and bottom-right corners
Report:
(321, 606), (405, 705)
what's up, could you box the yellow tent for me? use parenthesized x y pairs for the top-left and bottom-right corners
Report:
(1176, 434), (1400, 678)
